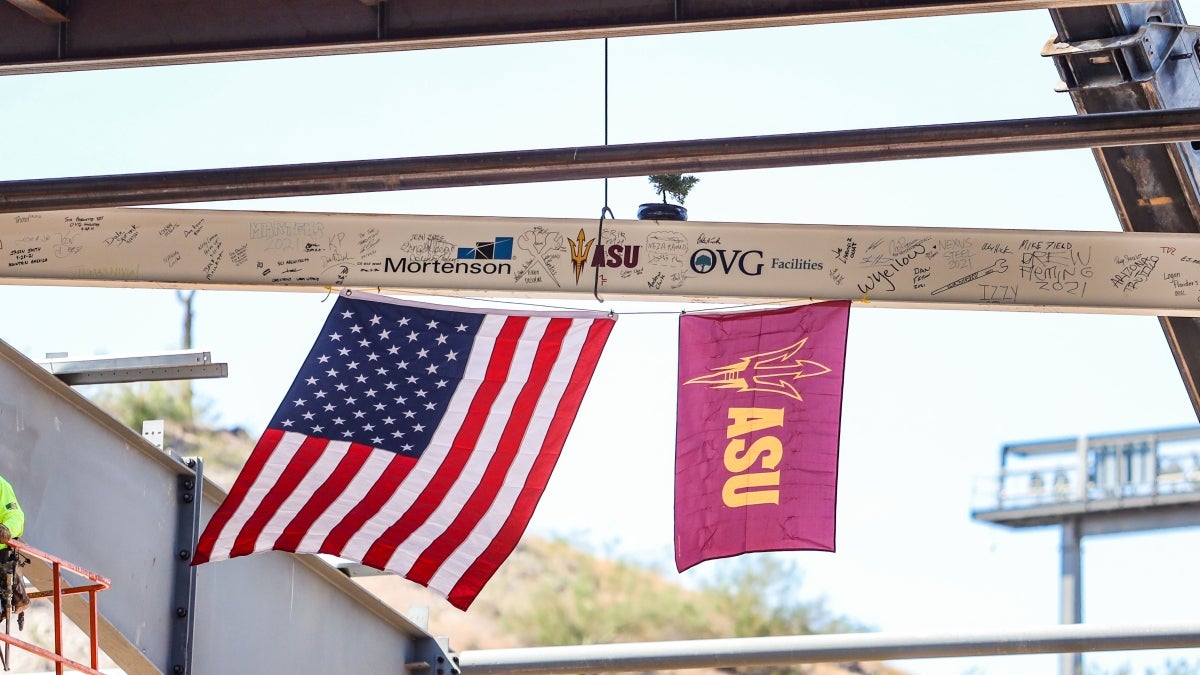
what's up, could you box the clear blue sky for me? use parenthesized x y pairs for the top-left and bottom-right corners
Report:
(3, 6), (1200, 674)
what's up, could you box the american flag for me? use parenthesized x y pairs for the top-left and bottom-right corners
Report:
(193, 289), (616, 609)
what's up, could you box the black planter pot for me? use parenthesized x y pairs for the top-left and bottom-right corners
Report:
(637, 202), (688, 221)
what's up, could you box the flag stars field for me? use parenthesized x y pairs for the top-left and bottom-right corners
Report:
(271, 300), (481, 446)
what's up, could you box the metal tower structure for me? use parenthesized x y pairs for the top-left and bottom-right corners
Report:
(972, 426), (1200, 675)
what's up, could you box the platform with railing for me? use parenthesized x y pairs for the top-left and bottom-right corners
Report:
(0, 540), (111, 675)
(971, 427), (1200, 529)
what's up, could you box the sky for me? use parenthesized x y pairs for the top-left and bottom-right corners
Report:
(3, 6), (1200, 675)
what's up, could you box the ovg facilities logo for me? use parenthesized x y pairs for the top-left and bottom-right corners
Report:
(689, 248), (764, 276)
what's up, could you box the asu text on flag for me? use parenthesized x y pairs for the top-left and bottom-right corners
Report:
(675, 301), (850, 572)
(193, 290), (616, 610)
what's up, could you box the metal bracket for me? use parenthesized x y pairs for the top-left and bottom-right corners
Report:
(408, 636), (459, 675)
(333, 564), (456, 673)
(1044, 22), (1200, 90)
(169, 457), (202, 675)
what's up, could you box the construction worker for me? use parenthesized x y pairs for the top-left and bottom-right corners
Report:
(0, 474), (28, 618)
(0, 474), (23, 548)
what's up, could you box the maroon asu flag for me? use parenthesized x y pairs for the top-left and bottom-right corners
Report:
(675, 301), (850, 572)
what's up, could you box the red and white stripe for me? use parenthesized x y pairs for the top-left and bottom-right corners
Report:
(194, 311), (613, 610)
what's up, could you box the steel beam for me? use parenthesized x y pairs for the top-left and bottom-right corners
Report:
(0, 337), (446, 674)
(1045, 2), (1200, 419)
(5, 108), (1200, 213)
(0, 0), (1133, 75)
(36, 350), (229, 385)
(1002, 426), (1200, 456)
(456, 622), (1200, 674)
(8, 207), (1200, 314)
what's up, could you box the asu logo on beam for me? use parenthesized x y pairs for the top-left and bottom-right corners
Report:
(567, 229), (642, 285)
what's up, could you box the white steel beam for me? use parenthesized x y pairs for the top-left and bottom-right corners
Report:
(0, 337), (441, 674)
(2, 207), (1199, 315)
(457, 622), (1200, 674)
(37, 350), (228, 385)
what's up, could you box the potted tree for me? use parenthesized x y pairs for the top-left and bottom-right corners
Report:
(638, 173), (699, 221)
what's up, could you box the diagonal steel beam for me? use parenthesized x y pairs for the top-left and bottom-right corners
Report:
(5, 107), (1200, 213)
(5, 0), (66, 24)
(1045, 2), (1200, 419)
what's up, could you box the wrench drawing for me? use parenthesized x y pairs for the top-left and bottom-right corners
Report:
(516, 228), (563, 287)
(930, 259), (1008, 296)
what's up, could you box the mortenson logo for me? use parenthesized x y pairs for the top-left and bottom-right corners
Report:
(458, 236), (513, 260)
(385, 236), (514, 275)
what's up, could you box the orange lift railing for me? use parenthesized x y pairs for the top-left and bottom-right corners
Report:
(0, 540), (111, 675)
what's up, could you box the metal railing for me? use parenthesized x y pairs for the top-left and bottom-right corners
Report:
(0, 540), (111, 675)
(973, 458), (1200, 513)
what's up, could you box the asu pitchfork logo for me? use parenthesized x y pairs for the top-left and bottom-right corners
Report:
(683, 338), (832, 402)
(568, 229), (595, 284)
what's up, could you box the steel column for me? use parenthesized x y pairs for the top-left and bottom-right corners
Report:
(7, 108), (1200, 213)
(1060, 517), (1083, 675)
(170, 461), (202, 675)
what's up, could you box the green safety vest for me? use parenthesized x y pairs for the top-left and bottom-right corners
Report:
(0, 475), (24, 545)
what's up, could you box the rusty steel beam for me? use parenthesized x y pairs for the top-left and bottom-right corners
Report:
(5, 0), (67, 24)
(1045, 1), (1200, 419)
(3, 107), (1200, 213)
(0, 0), (1134, 75)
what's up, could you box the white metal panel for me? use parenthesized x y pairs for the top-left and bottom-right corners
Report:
(0, 337), (182, 669)
(2, 207), (1198, 314)
(0, 337), (431, 674)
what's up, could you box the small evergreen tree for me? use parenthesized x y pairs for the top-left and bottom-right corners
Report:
(648, 174), (700, 205)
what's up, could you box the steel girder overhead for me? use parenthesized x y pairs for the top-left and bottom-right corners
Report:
(4, 108), (1200, 212)
(6, 0), (1200, 423)
(1046, 1), (1200, 417)
(0, 0), (1130, 74)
